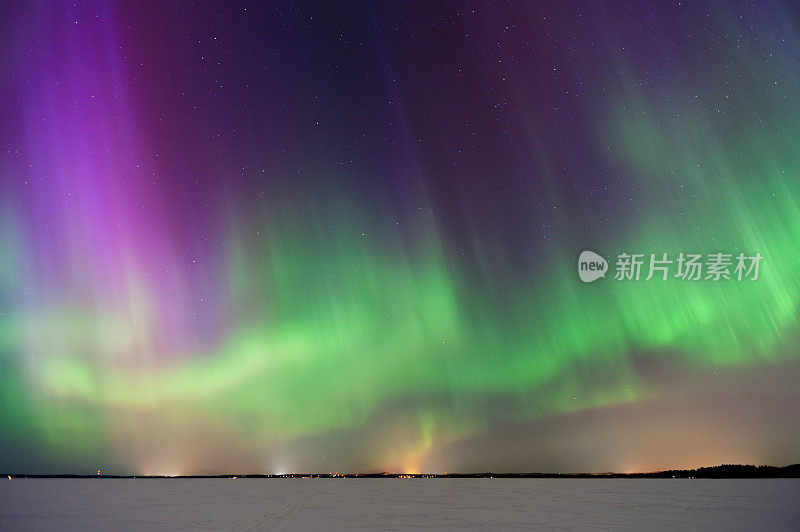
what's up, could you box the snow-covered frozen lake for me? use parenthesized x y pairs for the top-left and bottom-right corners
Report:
(1, 478), (799, 530)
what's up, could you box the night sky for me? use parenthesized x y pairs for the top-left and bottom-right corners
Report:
(1, 1), (799, 475)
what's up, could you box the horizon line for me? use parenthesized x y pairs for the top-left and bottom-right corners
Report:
(4, 463), (799, 479)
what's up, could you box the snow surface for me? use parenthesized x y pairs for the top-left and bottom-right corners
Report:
(1, 478), (799, 530)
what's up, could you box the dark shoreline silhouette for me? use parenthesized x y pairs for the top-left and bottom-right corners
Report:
(4, 464), (799, 479)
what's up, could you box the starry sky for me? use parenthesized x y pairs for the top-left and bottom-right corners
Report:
(1, 1), (799, 475)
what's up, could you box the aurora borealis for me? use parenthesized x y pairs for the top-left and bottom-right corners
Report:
(1, 1), (799, 475)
